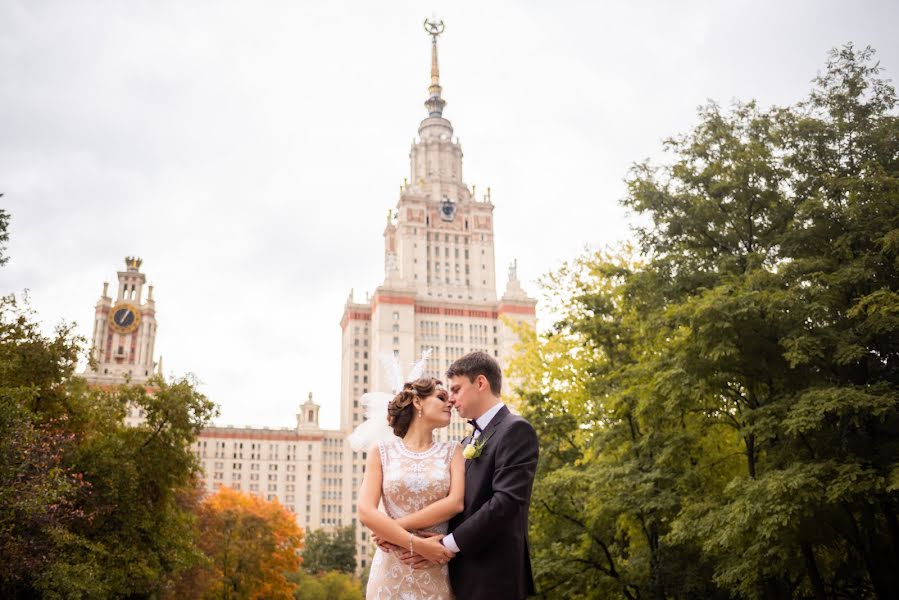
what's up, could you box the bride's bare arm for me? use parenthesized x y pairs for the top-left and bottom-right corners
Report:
(358, 445), (413, 547)
(358, 444), (454, 562)
(396, 444), (465, 531)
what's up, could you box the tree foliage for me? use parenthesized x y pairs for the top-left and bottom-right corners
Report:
(510, 44), (899, 600)
(0, 207), (8, 266)
(0, 291), (218, 598)
(301, 525), (357, 574)
(289, 570), (364, 600)
(182, 487), (304, 600)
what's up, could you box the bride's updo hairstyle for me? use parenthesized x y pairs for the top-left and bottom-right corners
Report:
(387, 377), (447, 437)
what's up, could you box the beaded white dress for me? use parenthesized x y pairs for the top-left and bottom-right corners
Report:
(365, 439), (456, 600)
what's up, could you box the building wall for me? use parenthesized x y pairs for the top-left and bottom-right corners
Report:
(193, 430), (322, 526)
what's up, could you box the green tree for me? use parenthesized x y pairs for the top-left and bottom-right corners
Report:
(290, 570), (363, 600)
(510, 251), (728, 600)
(317, 571), (363, 600)
(301, 525), (357, 574)
(512, 44), (899, 600)
(0, 289), (218, 597)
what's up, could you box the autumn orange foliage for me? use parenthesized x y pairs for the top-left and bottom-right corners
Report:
(193, 487), (304, 600)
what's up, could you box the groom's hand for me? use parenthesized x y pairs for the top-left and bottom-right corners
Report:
(398, 551), (436, 570)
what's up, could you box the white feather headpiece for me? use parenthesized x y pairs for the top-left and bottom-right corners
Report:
(347, 349), (433, 450)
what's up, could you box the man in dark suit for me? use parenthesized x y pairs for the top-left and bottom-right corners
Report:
(401, 351), (539, 599)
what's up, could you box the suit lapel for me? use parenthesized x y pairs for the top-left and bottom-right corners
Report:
(464, 405), (511, 474)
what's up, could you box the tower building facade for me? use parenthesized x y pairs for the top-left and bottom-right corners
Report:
(337, 20), (537, 568)
(340, 21), (537, 444)
(84, 256), (159, 386)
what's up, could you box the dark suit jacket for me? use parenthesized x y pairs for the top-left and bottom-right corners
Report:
(448, 405), (539, 600)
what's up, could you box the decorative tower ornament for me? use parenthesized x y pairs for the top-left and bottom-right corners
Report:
(423, 18), (446, 117)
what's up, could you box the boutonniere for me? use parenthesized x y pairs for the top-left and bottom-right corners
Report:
(462, 431), (494, 460)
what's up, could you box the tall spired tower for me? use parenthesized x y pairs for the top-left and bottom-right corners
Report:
(83, 256), (159, 386)
(339, 19), (537, 444)
(338, 20), (537, 569)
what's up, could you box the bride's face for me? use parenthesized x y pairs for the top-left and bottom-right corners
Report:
(418, 390), (452, 428)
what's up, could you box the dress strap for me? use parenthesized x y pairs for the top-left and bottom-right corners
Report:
(377, 440), (388, 469)
(443, 440), (456, 465)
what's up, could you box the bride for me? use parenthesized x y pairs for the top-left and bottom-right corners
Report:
(356, 377), (463, 599)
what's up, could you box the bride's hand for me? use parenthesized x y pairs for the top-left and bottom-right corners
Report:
(371, 533), (402, 553)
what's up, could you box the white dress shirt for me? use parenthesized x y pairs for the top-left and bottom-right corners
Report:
(442, 402), (505, 553)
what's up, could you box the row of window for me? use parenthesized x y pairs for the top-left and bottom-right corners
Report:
(425, 233), (487, 244)
(212, 472), (302, 484)
(203, 441), (304, 451)
(428, 261), (482, 275)
(206, 462), (301, 472)
(205, 452), (302, 460)
(427, 246), (469, 259)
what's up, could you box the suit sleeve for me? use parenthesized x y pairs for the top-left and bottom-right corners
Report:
(451, 419), (538, 554)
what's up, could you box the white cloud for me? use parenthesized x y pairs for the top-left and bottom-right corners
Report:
(2, 0), (896, 429)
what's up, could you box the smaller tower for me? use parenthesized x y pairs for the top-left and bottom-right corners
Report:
(84, 257), (158, 386)
(498, 259), (538, 378)
(297, 392), (321, 431)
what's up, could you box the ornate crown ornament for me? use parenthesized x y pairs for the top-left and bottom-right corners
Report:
(125, 256), (143, 271)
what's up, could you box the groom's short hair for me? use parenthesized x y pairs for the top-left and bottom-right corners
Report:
(446, 351), (502, 396)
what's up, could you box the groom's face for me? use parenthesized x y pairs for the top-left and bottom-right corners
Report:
(447, 374), (480, 419)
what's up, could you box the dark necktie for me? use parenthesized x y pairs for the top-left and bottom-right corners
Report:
(467, 419), (482, 434)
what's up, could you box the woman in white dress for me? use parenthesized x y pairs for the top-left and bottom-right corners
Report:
(357, 377), (464, 600)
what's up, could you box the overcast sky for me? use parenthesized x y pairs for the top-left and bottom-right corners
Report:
(2, 0), (896, 430)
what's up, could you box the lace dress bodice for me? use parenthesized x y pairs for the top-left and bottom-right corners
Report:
(366, 439), (457, 599)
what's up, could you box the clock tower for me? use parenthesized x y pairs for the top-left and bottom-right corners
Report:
(84, 256), (159, 386)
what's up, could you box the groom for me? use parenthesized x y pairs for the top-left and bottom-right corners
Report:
(394, 351), (539, 599)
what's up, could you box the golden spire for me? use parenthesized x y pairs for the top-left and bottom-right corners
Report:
(429, 28), (441, 96)
(423, 18), (446, 117)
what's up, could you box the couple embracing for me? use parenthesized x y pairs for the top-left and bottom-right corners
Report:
(354, 351), (539, 599)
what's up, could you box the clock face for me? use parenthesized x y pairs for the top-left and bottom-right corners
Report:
(440, 197), (456, 221)
(109, 303), (140, 334)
